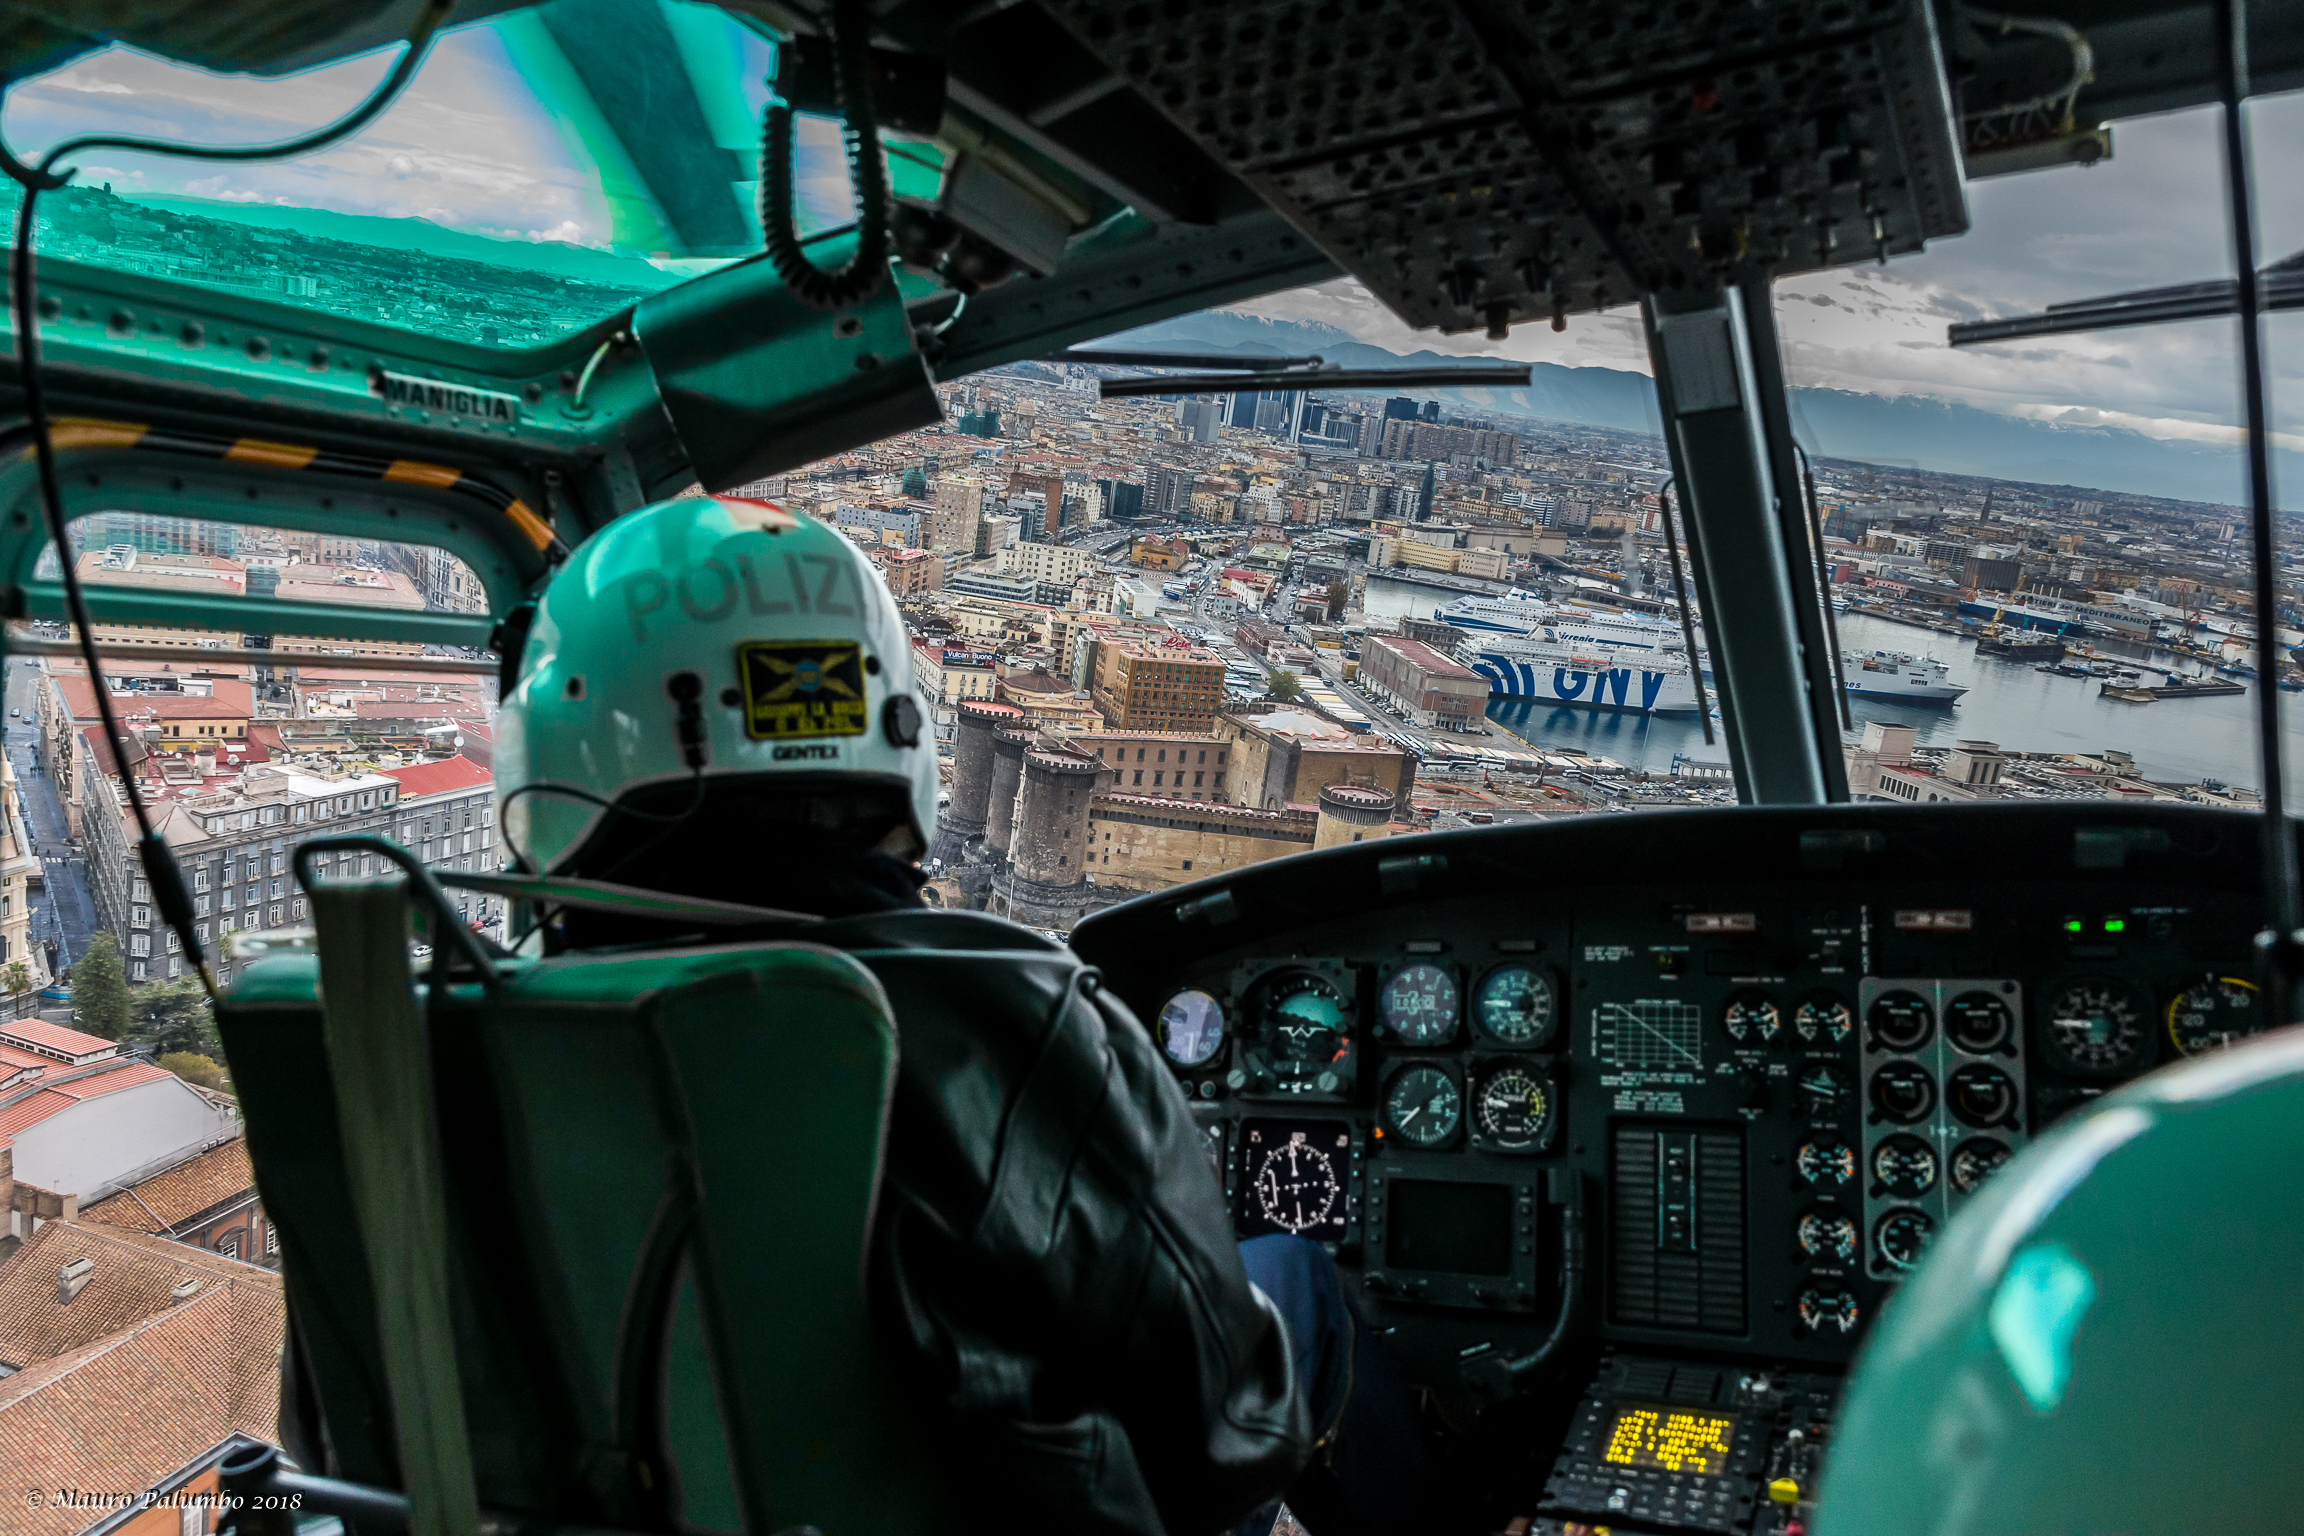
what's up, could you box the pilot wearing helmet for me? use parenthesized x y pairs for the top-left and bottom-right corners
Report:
(493, 494), (1436, 1536)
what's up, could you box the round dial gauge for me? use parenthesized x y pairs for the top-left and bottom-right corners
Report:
(1474, 1064), (1553, 1150)
(1723, 990), (1783, 1045)
(2041, 978), (2149, 1077)
(1381, 1064), (1462, 1147)
(1873, 1207), (1936, 1272)
(1796, 1063), (1853, 1122)
(1871, 1134), (1939, 1199)
(1254, 971), (1352, 1089)
(1156, 989), (1227, 1067)
(1797, 1209), (1860, 1264)
(2167, 976), (2262, 1056)
(1252, 1134), (1343, 1235)
(1868, 1061), (1937, 1125)
(1797, 1287), (1862, 1334)
(1796, 1137), (1857, 1187)
(1947, 1062), (2021, 1129)
(1794, 993), (1854, 1045)
(1380, 964), (1459, 1046)
(1474, 965), (1557, 1047)
(1944, 992), (2015, 1055)
(1867, 990), (1935, 1052)
(1950, 1137), (2012, 1194)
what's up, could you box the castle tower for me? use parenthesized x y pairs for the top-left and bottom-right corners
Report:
(1313, 782), (1395, 849)
(1002, 747), (1106, 928)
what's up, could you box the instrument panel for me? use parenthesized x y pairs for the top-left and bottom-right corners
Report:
(1074, 806), (2276, 1405)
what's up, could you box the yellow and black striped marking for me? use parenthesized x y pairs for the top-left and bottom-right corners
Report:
(26, 416), (560, 554)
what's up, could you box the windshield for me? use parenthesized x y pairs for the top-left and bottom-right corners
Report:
(0, 1), (930, 348)
(793, 92), (2299, 847)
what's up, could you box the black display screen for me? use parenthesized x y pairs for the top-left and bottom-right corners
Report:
(1383, 1179), (1514, 1275)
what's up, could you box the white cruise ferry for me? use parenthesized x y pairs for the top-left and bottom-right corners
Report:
(1841, 649), (1966, 702)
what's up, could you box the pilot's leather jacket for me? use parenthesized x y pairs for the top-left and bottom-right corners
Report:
(810, 905), (1312, 1536)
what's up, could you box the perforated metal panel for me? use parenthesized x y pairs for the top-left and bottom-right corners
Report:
(1044, 0), (1968, 334)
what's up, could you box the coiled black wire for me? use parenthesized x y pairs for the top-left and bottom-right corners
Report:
(0, 0), (454, 1003)
(759, 0), (891, 313)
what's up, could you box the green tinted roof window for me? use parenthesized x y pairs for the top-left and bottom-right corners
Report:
(0, 2), (890, 349)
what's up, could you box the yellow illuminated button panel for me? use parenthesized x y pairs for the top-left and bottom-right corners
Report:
(1599, 1403), (1738, 1476)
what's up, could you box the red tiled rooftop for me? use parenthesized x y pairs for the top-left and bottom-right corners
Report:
(0, 1018), (117, 1060)
(378, 755), (492, 797)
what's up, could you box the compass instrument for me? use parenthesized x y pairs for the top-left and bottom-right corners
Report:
(1239, 1120), (1353, 1241)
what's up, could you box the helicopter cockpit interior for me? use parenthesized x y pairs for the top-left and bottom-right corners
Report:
(0, 1), (2297, 1534)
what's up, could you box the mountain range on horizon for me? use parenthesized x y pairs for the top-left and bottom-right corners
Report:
(1103, 309), (2291, 510)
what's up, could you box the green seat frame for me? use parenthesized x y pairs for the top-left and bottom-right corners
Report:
(218, 839), (944, 1535)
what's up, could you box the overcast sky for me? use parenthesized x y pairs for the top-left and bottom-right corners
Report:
(4, 18), (2295, 457)
(1229, 94), (2304, 458)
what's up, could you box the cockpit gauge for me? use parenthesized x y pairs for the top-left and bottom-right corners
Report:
(1472, 1063), (1554, 1152)
(1240, 1121), (1352, 1240)
(1157, 989), (1227, 1067)
(1794, 993), (1854, 1045)
(1381, 1063), (1463, 1148)
(2040, 978), (2149, 1077)
(1380, 963), (1460, 1046)
(1797, 1209), (1860, 1265)
(2167, 975), (2262, 1056)
(1947, 1062), (2020, 1129)
(1866, 990), (1935, 1052)
(1722, 990), (1783, 1045)
(1473, 965), (1557, 1048)
(1873, 1207), (1936, 1272)
(1243, 970), (1356, 1095)
(1950, 1137), (2011, 1195)
(1796, 1062), (1853, 1123)
(1870, 1134), (1938, 1199)
(1795, 1137), (1857, 1187)
(1867, 1061), (1936, 1125)
(1797, 1288), (1862, 1334)
(1944, 992), (2015, 1055)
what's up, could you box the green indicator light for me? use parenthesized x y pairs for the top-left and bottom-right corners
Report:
(2104, 918), (2126, 933)
(2063, 920), (2084, 933)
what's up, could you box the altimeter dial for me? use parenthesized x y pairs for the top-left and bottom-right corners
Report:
(2040, 978), (2148, 1077)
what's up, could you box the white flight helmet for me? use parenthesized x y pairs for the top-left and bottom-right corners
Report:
(496, 493), (936, 877)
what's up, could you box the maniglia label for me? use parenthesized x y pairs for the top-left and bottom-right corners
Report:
(372, 368), (522, 424)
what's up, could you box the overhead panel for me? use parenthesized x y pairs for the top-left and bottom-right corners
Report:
(1040, 0), (1969, 334)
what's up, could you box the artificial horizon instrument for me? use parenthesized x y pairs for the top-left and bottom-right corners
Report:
(0, 1), (2296, 1534)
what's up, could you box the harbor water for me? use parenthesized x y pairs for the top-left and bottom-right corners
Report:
(1363, 575), (2304, 791)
